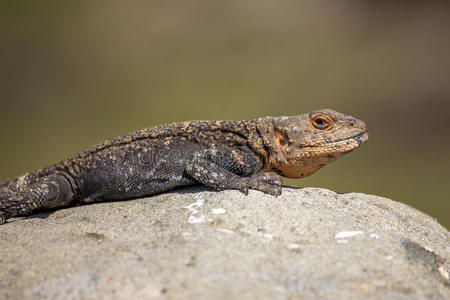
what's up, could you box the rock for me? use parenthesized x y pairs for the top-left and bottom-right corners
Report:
(0, 187), (449, 299)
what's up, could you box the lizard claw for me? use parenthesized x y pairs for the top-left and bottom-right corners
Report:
(242, 186), (249, 195)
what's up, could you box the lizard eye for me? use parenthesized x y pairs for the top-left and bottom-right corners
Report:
(311, 114), (333, 130)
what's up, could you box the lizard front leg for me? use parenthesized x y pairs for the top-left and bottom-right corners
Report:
(185, 147), (282, 196)
(0, 173), (75, 224)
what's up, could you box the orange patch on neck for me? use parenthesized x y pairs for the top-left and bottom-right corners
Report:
(275, 164), (315, 179)
(275, 156), (338, 179)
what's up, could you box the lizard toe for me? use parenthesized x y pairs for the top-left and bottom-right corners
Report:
(271, 184), (282, 197)
(246, 178), (281, 197)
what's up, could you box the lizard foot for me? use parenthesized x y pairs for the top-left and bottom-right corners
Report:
(236, 173), (282, 197)
(251, 172), (283, 186)
(248, 179), (282, 197)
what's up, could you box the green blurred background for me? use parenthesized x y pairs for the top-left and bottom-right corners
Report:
(1, 1), (449, 228)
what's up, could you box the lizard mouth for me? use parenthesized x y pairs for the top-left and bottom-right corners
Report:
(347, 131), (369, 144)
(303, 131), (368, 156)
(333, 131), (369, 155)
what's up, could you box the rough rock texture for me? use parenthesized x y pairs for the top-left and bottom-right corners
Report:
(0, 187), (449, 299)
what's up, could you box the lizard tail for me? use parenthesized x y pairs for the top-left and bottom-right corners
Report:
(0, 175), (29, 224)
(1, 173), (30, 219)
(0, 187), (6, 224)
(0, 172), (76, 225)
(0, 190), (19, 224)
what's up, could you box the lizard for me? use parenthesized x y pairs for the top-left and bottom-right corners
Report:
(0, 109), (368, 225)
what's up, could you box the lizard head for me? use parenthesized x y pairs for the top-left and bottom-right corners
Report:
(265, 109), (368, 178)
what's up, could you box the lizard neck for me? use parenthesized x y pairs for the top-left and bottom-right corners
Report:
(247, 117), (287, 170)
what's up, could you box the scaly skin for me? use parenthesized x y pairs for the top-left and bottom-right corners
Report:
(0, 109), (368, 224)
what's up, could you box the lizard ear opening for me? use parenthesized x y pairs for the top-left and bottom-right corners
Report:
(275, 130), (289, 148)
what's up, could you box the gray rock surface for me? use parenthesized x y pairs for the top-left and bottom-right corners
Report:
(0, 187), (449, 299)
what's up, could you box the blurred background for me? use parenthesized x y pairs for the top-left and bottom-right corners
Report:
(0, 1), (449, 228)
